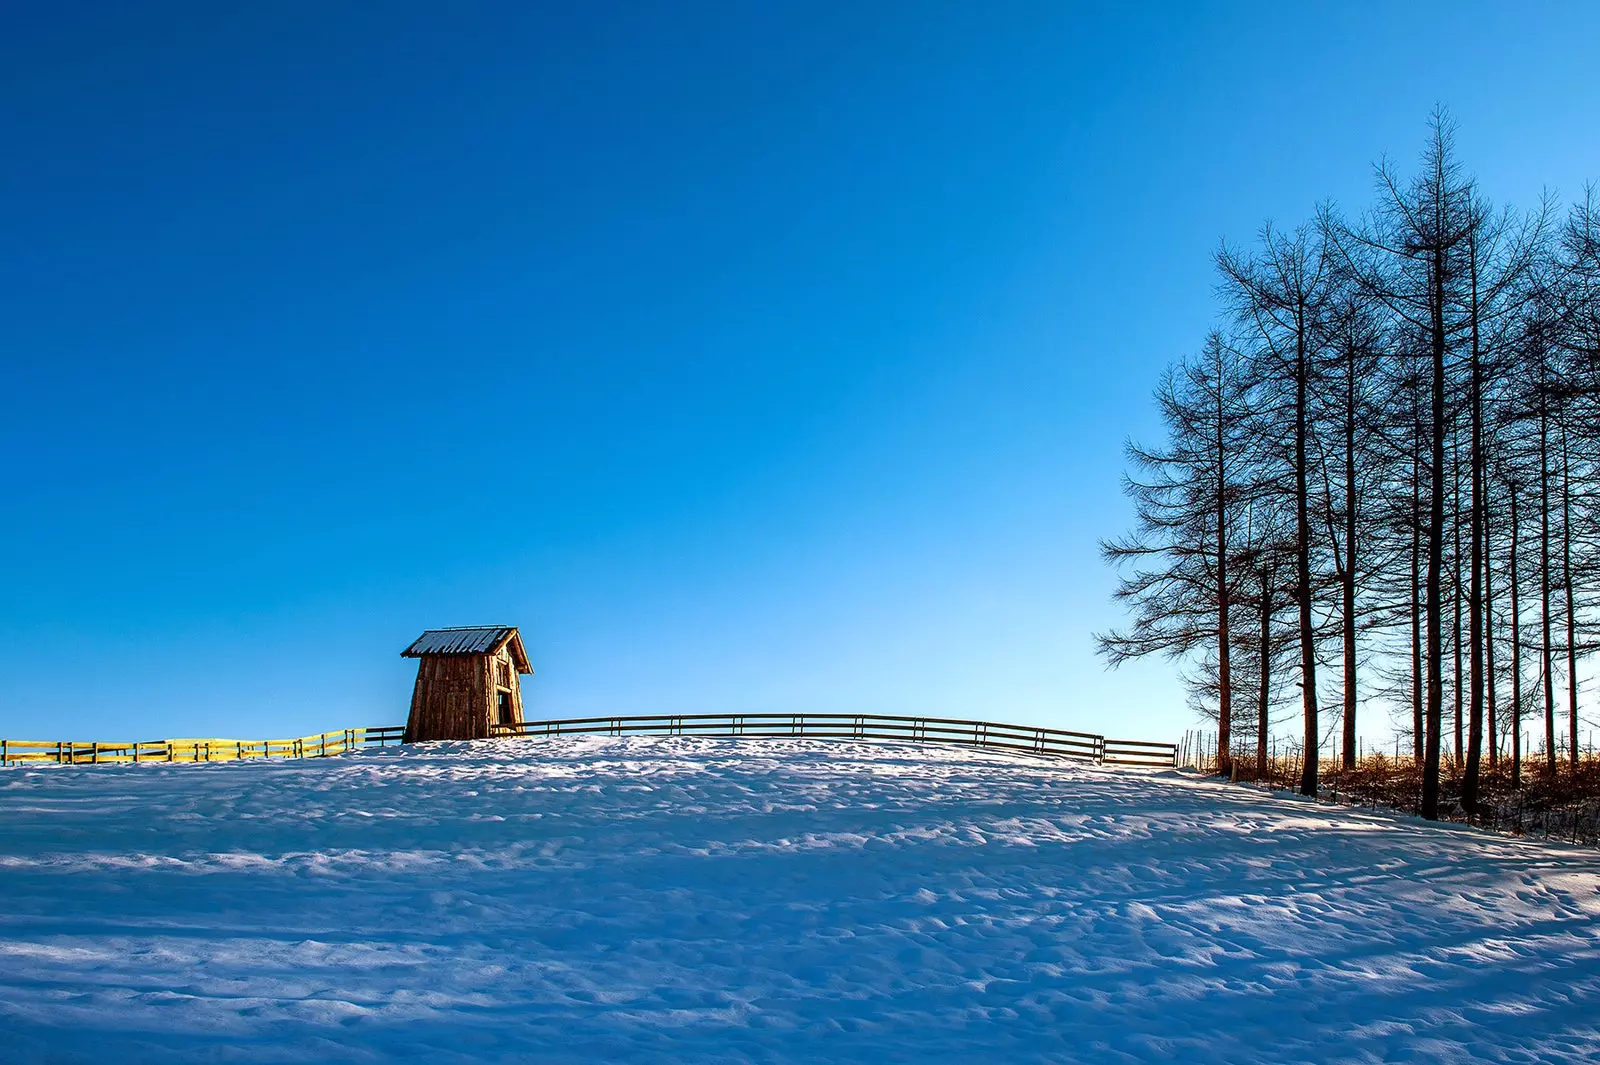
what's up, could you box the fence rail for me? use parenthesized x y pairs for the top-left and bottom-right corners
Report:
(495, 712), (1176, 767)
(2, 715), (1177, 770)
(1103, 738), (1184, 768)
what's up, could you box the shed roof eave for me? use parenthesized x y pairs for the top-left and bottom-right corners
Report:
(401, 625), (533, 674)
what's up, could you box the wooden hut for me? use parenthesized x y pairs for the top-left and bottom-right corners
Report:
(401, 626), (533, 742)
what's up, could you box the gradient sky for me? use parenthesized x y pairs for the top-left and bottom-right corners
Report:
(3, 2), (1599, 744)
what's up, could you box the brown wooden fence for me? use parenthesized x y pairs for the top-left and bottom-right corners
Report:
(1, 715), (1176, 769)
(497, 713), (1178, 768)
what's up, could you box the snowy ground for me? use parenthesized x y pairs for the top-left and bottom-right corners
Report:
(1, 738), (1599, 1063)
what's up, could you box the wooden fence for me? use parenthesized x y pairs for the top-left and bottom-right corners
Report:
(1, 715), (1176, 769)
(497, 713), (1178, 768)
(0, 726), (407, 766)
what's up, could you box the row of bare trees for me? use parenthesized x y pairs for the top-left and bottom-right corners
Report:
(1097, 113), (1600, 819)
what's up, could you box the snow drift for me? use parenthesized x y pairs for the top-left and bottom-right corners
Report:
(1, 737), (1598, 1063)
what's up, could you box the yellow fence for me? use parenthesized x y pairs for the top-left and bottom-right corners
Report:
(0, 726), (407, 766)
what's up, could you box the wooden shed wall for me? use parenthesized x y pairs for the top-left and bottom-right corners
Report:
(404, 644), (527, 742)
(405, 654), (494, 742)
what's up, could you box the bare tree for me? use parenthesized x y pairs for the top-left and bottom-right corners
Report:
(1101, 115), (1600, 812)
(1329, 112), (1474, 818)
(1459, 189), (1545, 811)
(1219, 224), (1332, 796)
(1098, 334), (1253, 772)
(1312, 271), (1389, 768)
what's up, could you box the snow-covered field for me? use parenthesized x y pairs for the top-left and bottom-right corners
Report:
(2, 738), (1598, 1063)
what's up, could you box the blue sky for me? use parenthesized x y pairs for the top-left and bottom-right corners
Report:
(3, 2), (1599, 744)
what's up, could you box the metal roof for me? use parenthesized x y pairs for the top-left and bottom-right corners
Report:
(402, 626), (530, 671)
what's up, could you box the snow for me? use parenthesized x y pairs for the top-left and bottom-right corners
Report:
(2, 737), (1599, 1063)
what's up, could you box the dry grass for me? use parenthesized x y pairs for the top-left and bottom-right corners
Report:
(1197, 751), (1600, 846)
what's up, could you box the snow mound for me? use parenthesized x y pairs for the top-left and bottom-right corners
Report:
(2, 737), (1598, 1063)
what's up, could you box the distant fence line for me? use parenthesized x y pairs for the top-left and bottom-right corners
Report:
(1, 714), (1176, 769)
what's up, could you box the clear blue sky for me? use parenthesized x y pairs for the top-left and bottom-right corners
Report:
(3, 2), (1598, 743)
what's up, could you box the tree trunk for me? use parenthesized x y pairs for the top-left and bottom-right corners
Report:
(1257, 566), (1272, 779)
(1510, 480), (1523, 789)
(1297, 306), (1319, 798)
(1484, 469), (1497, 768)
(1453, 434), (1465, 768)
(1561, 421), (1579, 768)
(1463, 238), (1485, 814)
(1540, 394), (1556, 776)
(1216, 376), (1233, 776)
(1341, 350), (1358, 770)
(1421, 241), (1447, 821)
(1412, 432), (1424, 763)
